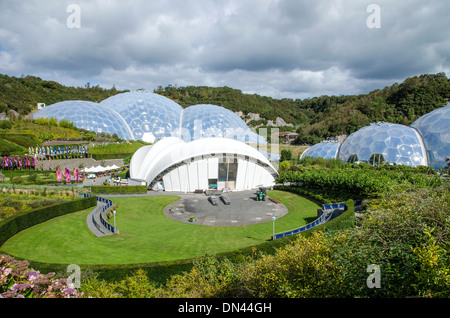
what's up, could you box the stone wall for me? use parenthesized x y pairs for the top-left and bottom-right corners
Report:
(37, 158), (125, 171)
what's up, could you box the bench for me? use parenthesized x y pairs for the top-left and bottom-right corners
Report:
(220, 194), (231, 205)
(268, 197), (281, 204)
(208, 196), (218, 206)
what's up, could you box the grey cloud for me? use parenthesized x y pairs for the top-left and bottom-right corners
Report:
(0, 0), (449, 99)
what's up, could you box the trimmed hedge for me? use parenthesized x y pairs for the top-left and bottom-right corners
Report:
(0, 196), (97, 246)
(90, 185), (147, 194)
(275, 185), (363, 204)
(91, 153), (133, 160)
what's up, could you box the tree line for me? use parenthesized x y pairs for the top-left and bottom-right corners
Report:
(155, 73), (450, 144)
(0, 74), (127, 116)
(1, 72), (449, 145)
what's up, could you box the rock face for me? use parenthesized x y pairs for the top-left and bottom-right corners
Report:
(267, 117), (293, 127)
(235, 111), (294, 127)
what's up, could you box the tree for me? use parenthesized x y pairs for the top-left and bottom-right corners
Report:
(280, 149), (292, 162)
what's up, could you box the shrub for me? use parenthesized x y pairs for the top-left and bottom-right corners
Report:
(90, 185), (147, 194)
(331, 183), (450, 297)
(238, 231), (343, 297)
(81, 269), (157, 298)
(0, 133), (41, 148)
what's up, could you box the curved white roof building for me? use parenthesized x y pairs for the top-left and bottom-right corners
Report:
(129, 137), (278, 192)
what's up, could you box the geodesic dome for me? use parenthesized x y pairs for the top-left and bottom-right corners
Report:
(410, 103), (450, 170)
(300, 141), (341, 160)
(179, 104), (264, 144)
(100, 92), (183, 142)
(337, 122), (428, 167)
(31, 92), (266, 145)
(31, 100), (135, 140)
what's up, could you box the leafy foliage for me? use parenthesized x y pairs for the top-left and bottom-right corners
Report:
(2, 73), (449, 146)
(277, 163), (443, 197)
(0, 74), (126, 116)
(155, 73), (450, 144)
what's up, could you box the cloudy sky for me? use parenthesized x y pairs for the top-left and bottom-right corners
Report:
(0, 0), (449, 99)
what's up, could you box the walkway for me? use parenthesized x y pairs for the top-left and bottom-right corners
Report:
(85, 196), (115, 237)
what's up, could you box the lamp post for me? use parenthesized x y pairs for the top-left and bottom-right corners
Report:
(113, 209), (117, 234)
(272, 216), (276, 240)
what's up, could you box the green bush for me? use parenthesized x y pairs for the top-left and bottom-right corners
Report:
(0, 138), (27, 156)
(277, 167), (443, 197)
(90, 153), (134, 160)
(0, 196), (96, 246)
(274, 185), (362, 203)
(90, 185), (147, 194)
(0, 133), (41, 148)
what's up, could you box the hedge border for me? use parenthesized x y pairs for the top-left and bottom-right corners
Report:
(89, 185), (147, 194)
(0, 196), (97, 247)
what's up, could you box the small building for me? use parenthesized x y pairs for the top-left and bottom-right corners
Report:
(277, 132), (298, 144)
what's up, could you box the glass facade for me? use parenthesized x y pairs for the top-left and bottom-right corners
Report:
(218, 157), (238, 189)
(31, 100), (134, 140)
(410, 103), (450, 170)
(300, 141), (341, 160)
(100, 92), (182, 141)
(32, 93), (266, 145)
(338, 122), (428, 167)
(180, 104), (263, 143)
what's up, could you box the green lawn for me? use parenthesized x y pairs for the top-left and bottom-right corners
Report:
(0, 190), (319, 265)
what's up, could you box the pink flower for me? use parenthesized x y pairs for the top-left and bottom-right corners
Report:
(2, 267), (12, 277)
(25, 270), (40, 281)
(10, 283), (32, 292)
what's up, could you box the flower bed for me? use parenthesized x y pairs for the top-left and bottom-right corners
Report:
(0, 254), (83, 298)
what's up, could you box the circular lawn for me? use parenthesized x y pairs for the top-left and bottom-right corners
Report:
(0, 190), (319, 265)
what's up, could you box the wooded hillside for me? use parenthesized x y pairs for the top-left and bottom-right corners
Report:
(0, 74), (127, 116)
(155, 73), (450, 144)
(1, 72), (449, 145)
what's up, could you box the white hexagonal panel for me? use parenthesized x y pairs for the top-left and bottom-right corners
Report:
(300, 141), (341, 160)
(31, 93), (267, 146)
(338, 122), (428, 167)
(411, 103), (450, 170)
(180, 104), (264, 144)
(31, 100), (134, 140)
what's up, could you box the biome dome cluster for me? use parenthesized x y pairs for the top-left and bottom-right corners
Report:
(300, 103), (450, 170)
(338, 122), (428, 167)
(32, 92), (263, 144)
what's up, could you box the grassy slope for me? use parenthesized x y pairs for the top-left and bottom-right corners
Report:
(0, 191), (318, 265)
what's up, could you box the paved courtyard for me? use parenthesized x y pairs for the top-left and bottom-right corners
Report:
(163, 190), (288, 226)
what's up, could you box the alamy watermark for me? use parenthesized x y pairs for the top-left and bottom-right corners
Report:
(366, 4), (381, 28)
(66, 4), (81, 29)
(67, 264), (81, 288)
(366, 264), (381, 289)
